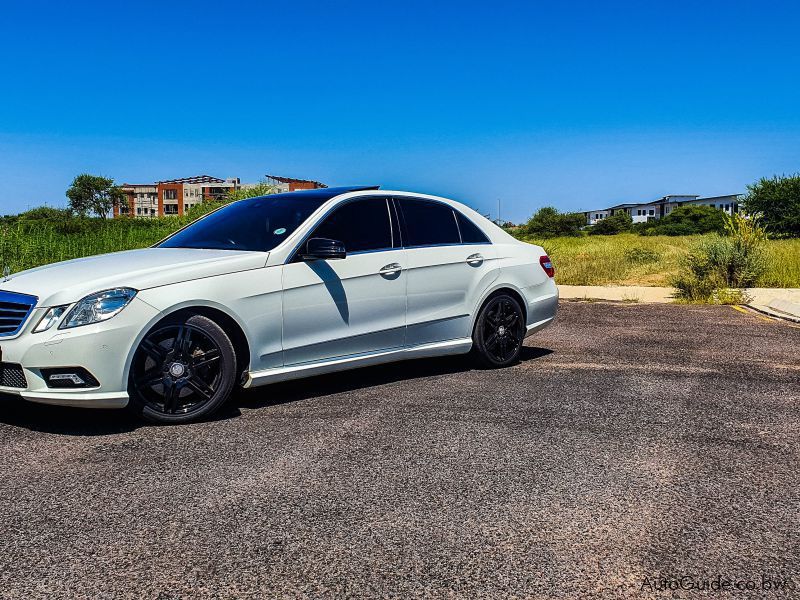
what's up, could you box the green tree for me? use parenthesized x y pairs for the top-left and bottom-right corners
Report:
(590, 211), (633, 235)
(226, 181), (280, 202)
(742, 174), (800, 237)
(522, 206), (585, 238)
(66, 174), (124, 218)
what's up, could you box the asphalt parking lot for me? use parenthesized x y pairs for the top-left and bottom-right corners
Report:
(1, 302), (798, 599)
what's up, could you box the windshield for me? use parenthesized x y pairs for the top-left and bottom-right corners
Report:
(157, 195), (327, 251)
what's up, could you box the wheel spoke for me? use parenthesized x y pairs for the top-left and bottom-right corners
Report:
(173, 326), (192, 357)
(139, 338), (166, 363)
(162, 380), (179, 414)
(135, 372), (164, 388)
(192, 348), (220, 370)
(495, 302), (506, 321)
(186, 375), (214, 400)
(485, 333), (499, 350)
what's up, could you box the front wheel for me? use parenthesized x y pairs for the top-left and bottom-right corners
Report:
(471, 294), (525, 368)
(128, 314), (237, 424)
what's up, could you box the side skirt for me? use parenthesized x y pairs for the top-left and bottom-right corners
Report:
(244, 338), (473, 388)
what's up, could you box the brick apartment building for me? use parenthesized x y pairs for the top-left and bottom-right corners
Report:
(115, 174), (326, 218)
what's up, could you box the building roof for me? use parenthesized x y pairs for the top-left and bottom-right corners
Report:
(157, 175), (227, 185)
(265, 174), (328, 188)
(694, 194), (741, 201)
(606, 202), (643, 210)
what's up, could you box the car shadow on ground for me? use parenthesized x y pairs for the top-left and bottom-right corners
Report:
(0, 346), (553, 436)
(230, 345), (554, 411)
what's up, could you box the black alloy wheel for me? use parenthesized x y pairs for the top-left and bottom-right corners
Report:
(128, 314), (236, 424)
(472, 294), (525, 368)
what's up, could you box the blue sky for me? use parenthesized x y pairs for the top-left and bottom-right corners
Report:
(1, 0), (799, 222)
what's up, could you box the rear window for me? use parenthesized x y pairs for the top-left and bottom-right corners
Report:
(455, 211), (490, 244)
(397, 198), (460, 247)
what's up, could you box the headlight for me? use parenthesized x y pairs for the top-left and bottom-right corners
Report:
(33, 305), (69, 333)
(59, 288), (137, 329)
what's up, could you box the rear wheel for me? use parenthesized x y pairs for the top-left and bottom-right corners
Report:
(472, 293), (525, 368)
(128, 314), (236, 424)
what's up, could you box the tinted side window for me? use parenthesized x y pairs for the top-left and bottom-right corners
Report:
(398, 198), (460, 247)
(310, 198), (392, 253)
(456, 211), (490, 244)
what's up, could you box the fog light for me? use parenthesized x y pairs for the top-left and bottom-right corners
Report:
(49, 373), (85, 385)
(40, 367), (100, 388)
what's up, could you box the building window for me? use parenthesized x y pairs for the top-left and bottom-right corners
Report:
(164, 189), (177, 200)
(164, 204), (178, 215)
(649, 209), (655, 216)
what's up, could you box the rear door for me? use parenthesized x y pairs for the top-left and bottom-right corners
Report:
(395, 197), (498, 346)
(281, 197), (407, 365)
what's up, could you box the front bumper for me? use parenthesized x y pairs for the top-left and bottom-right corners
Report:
(0, 297), (161, 408)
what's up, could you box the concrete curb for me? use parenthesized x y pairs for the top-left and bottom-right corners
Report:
(557, 285), (674, 304)
(746, 304), (800, 324)
(767, 298), (800, 319)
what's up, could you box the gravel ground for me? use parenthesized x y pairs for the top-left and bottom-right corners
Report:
(1, 303), (798, 599)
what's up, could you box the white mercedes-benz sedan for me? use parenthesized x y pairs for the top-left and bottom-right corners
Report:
(0, 187), (557, 423)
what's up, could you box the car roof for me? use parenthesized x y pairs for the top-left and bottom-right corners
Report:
(264, 185), (380, 202)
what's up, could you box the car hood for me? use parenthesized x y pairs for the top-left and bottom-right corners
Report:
(0, 248), (268, 307)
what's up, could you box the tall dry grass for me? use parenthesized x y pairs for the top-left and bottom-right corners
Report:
(516, 232), (800, 287)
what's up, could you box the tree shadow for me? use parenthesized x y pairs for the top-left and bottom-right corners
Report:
(0, 346), (553, 435)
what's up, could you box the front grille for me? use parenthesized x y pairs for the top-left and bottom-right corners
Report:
(0, 291), (37, 337)
(0, 362), (27, 388)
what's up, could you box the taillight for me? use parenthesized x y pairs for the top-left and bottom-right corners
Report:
(539, 255), (555, 278)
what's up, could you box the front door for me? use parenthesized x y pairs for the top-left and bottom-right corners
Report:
(281, 197), (407, 365)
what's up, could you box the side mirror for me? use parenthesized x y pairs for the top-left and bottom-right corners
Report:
(301, 237), (346, 261)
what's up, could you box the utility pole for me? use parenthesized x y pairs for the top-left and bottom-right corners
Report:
(497, 198), (501, 225)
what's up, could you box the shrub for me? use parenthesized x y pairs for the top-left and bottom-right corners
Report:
(673, 214), (767, 302)
(522, 207), (585, 238)
(590, 211), (632, 235)
(19, 206), (74, 220)
(638, 205), (726, 236)
(624, 247), (661, 264)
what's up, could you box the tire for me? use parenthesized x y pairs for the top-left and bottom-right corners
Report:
(128, 314), (237, 424)
(471, 293), (525, 368)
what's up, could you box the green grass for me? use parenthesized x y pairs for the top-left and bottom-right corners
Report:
(515, 232), (800, 287)
(0, 216), (189, 273)
(1, 215), (799, 289)
(0, 201), (228, 273)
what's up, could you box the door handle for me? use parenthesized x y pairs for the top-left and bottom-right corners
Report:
(466, 253), (484, 265)
(379, 262), (402, 275)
